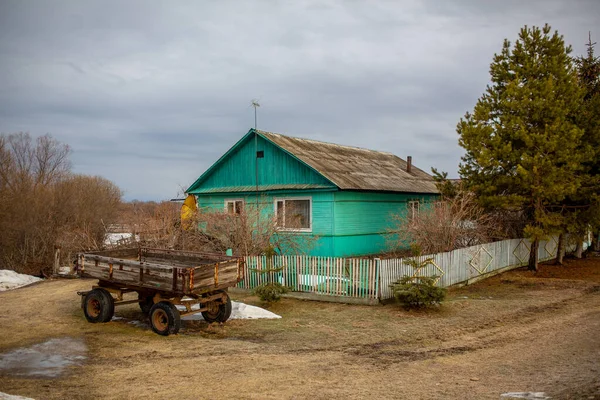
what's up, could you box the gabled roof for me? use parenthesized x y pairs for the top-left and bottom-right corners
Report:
(255, 130), (439, 194)
(186, 129), (439, 194)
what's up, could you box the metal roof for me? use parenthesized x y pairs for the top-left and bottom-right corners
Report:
(256, 130), (439, 194)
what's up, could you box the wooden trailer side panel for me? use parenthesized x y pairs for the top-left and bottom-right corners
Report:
(80, 255), (186, 292)
(191, 259), (242, 292)
(78, 252), (243, 295)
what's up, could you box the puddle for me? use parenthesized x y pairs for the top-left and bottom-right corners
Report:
(0, 338), (87, 378)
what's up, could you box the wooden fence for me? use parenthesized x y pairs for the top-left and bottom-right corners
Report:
(378, 235), (576, 300)
(239, 235), (583, 303)
(238, 255), (379, 300)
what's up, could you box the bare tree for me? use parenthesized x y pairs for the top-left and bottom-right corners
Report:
(388, 191), (511, 255)
(0, 132), (121, 275)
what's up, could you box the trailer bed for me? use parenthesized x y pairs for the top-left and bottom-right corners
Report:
(77, 247), (244, 296)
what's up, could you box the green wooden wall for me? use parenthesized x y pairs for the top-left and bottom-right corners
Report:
(331, 191), (437, 257)
(188, 134), (335, 193)
(195, 190), (437, 257)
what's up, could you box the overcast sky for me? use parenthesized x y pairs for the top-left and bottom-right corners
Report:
(1, 1), (598, 201)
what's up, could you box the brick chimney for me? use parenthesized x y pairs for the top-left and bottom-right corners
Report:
(407, 156), (412, 174)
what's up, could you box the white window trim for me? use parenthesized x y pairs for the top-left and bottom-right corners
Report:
(224, 198), (245, 214)
(273, 196), (312, 233)
(407, 200), (420, 220)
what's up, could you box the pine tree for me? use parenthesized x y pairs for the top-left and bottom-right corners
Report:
(572, 33), (600, 253)
(457, 25), (584, 271)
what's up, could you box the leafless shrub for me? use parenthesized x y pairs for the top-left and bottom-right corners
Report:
(388, 191), (513, 255)
(193, 203), (316, 256)
(0, 132), (122, 275)
(123, 197), (318, 256)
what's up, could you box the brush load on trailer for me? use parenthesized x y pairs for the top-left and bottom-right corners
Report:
(76, 247), (244, 336)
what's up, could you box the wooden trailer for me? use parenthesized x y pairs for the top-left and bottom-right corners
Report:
(76, 247), (244, 336)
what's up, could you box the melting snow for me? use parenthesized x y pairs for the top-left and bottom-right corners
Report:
(119, 301), (281, 327)
(0, 392), (35, 400)
(178, 301), (281, 321)
(0, 270), (42, 291)
(501, 393), (551, 399)
(0, 338), (87, 378)
(104, 232), (139, 246)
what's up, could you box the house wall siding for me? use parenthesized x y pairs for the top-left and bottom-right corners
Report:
(195, 190), (438, 257)
(331, 191), (438, 257)
(196, 191), (336, 257)
(196, 135), (334, 191)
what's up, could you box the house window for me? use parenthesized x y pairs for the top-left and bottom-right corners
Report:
(225, 199), (244, 215)
(407, 200), (420, 221)
(274, 198), (311, 231)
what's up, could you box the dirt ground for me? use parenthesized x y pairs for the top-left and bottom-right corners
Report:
(0, 257), (599, 400)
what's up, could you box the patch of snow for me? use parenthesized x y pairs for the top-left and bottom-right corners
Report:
(104, 232), (139, 246)
(231, 302), (282, 320)
(0, 270), (42, 291)
(128, 320), (148, 328)
(0, 338), (86, 378)
(58, 266), (72, 275)
(0, 392), (35, 400)
(178, 301), (281, 321)
(501, 392), (550, 399)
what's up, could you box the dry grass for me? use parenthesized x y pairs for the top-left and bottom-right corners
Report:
(1, 257), (600, 399)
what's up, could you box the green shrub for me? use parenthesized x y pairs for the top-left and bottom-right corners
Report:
(253, 282), (289, 302)
(390, 275), (446, 309)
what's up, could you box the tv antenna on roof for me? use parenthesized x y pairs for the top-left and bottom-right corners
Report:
(251, 99), (260, 129)
(251, 99), (261, 213)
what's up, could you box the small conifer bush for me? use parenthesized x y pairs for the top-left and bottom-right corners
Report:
(253, 282), (289, 302)
(390, 275), (446, 309)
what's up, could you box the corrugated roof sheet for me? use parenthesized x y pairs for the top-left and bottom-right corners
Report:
(256, 130), (439, 194)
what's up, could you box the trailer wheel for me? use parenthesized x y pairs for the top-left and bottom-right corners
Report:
(138, 295), (154, 315)
(220, 293), (233, 322)
(83, 288), (115, 323)
(202, 291), (232, 323)
(149, 302), (181, 336)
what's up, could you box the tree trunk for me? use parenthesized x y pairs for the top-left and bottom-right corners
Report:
(53, 246), (60, 275)
(592, 230), (599, 252)
(575, 239), (583, 258)
(528, 238), (539, 271)
(554, 233), (565, 265)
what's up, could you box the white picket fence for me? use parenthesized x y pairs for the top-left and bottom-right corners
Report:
(238, 255), (379, 300)
(378, 235), (575, 300)
(240, 235), (582, 303)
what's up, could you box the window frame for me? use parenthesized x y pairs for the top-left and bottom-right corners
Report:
(224, 198), (245, 215)
(273, 196), (313, 232)
(407, 200), (420, 221)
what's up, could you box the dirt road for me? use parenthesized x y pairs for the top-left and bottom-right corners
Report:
(0, 258), (599, 399)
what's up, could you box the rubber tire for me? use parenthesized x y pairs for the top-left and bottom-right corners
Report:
(149, 301), (181, 336)
(138, 295), (154, 315)
(219, 293), (233, 322)
(202, 292), (232, 323)
(83, 288), (115, 323)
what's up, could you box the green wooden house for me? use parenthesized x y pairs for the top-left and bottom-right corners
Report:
(186, 129), (439, 257)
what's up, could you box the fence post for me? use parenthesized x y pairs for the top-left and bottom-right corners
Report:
(374, 258), (381, 302)
(53, 246), (61, 275)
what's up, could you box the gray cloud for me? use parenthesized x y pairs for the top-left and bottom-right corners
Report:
(1, 0), (598, 200)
